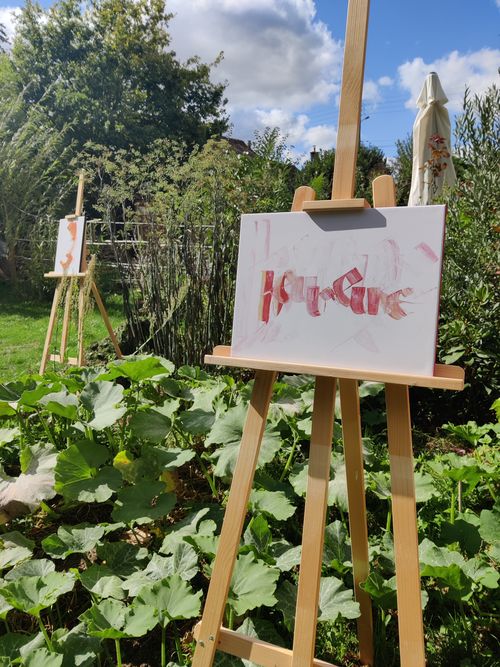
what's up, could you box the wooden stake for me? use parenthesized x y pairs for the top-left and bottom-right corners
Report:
(332, 0), (370, 200)
(192, 370), (277, 667)
(292, 376), (336, 666)
(39, 281), (64, 374)
(386, 384), (425, 667)
(339, 378), (373, 666)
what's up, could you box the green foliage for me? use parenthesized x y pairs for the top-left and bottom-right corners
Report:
(435, 85), (500, 423)
(0, 357), (497, 665)
(298, 143), (390, 203)
(11, 0), (227, 150)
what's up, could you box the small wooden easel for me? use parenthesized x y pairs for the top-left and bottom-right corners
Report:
(192, 2), (464, 667)
(40, 172), (122, 373)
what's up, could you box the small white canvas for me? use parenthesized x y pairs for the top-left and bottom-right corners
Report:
(54, 216), (86, 275)
(231, 206), (446, 376)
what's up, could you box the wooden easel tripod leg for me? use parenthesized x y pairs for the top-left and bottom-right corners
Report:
(386, 384), (425, 667)
(192, 370), (277, 667)
(91, 282), (123, 358)
(339, 379), (373, 666)
(292, 376), (336, 666)
(39, 280), (64, 374)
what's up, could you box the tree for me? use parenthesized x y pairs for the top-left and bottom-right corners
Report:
(0, 23), (6, 52)
(10, 0), (228, 150)
(298, 143), (390, 204)
(392, 134), (413, 206)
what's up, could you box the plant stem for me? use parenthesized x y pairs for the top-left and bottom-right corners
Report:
(450, 486), (456, 524)
(173, 623), (184, 665)
(280, 436), (298, 481)
(227, 604), (234, 631)
(385, 506), (392, 533)
(114, 639), (122, 667)
(196, 453), (217, 497)
(37, 616), (53, 652)
(486, 481), (497, 501)
(161, 624), (166, 667)
(3, 619), (10, 633)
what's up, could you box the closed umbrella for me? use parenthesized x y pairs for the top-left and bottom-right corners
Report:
(408, 71), (456, 206)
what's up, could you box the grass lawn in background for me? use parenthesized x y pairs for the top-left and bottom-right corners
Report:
(0, 282), (124, 380)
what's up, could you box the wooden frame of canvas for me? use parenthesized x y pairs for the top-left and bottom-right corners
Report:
(192, 2), (464, 666)
(40, 172), (123, 373)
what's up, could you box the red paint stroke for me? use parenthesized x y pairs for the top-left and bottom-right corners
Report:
(350, 286), (366, 314)
(306, 285), (320, 317)
(258, 268), (414, 322)
(332, 268), (363, 306)
(259, 270), (274, 323)
(384, 239), (401, 281)
(59, 219), (79, 271)
(416, 242), (438, 263)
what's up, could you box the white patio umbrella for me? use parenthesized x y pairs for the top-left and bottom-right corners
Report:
(408, 71), (456, 206)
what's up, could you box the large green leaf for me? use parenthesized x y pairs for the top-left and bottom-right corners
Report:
(113, 447), (195, 484)
(289, 455), (346, 508)
(39, 391), (79, 421)
(111, 481), (176, 525)
(0, 532), (34, 570)
(360, 571), (397, 610)
(462, 557), (499, 589)
(323, 520), (351, 571)
(135, 574), (201, 628)
(440, 514), (482, 557)
(207, 404), (282, 478)
(80, 381), (126, 430)
(479, 508), (500, 545)
(160, 508), (214, 554)
(271, 542), (302, 572)
(24, 648), (64, 667)
(243, 515), (272, 556)
(0, 572), (75, 617)
(0, 427), (19, 446)
(129, 410), (172, 442)
(419, 539), (471, 596)
(0, 445), (57, 516)
(52, 623), (101, 667)
(227, 553), (279, 616)
(96, 542), (148, 577)
(178, 408), (215, 435)
(55, 441), (121, 503)
(0, 633), (36, 662)
(276, 577), (360, 627)
(99, 357), (174, 382)
(318, 577), (360, 621)
(79, 565), (125, 600)
(80, 598), (157, 639)
(5, 559), (55, 580)
(249, 489), (295, 521)
(42, 524), (105, 559)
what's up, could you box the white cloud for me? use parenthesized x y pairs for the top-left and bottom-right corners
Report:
(0, 6), (21, 44)
(363, 80), (382, 105)
(378, 76), (393, 87)
(398, 49), (500, 111)
(168, 0), (342, 112)
(253, 107), (336, 156)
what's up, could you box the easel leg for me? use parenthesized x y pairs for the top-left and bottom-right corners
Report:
(59, 278), (74, 363)
(193, 370), (277, 667)
(339, 379), (373, 666)
(292, 376), (337, 667)
(40, 280), (64, 374)
(77, 278), (85, 366)
(91, 282), (123, 358)
(385, 384), (425, 667)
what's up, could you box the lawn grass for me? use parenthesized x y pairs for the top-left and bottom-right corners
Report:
(0, 281), (124, 380)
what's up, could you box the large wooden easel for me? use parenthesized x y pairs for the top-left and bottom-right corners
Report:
(40, 173), (122, 373)
(192, 2), (464, 666)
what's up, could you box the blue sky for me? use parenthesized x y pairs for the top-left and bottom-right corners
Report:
(1, 0), (499, 159)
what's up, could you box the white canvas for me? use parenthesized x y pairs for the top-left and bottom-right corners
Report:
(231, 206), (446, 376)
(54, 216), (85, 275)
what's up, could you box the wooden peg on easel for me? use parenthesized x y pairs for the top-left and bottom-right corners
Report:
(40, 172), (122, 374)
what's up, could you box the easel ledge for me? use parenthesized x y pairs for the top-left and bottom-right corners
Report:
(205, 345), (464, 391)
